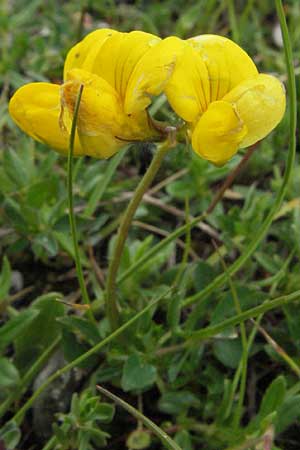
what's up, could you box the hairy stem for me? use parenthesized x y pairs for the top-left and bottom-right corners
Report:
(106, 138), (172, 330)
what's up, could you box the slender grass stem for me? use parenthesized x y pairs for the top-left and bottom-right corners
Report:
(189, 290), (300, 342)
(152, 290), (300, 357)
(106, 138), (172, 330)
(212, 242), (248, 428)
(41, 436), (57, 450)
(97, 385), (182, 450)
(224, 315), (262, 421)
(67, 84), (95, 323)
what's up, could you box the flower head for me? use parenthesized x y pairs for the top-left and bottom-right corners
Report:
(9, 29), (183, 158)
(165, 35), (286, 165)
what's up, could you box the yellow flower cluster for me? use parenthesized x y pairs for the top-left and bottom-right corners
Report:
(9, 29), (286, 165)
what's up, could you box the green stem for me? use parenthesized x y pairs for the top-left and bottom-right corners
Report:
(189, 290), (300, 342)
(183, 0), (296, 310)
(224, 315), (262, 421)
(97, 386), (182, 450)
(0, 336), (60, 418)
(215, 245), (248, 428)
(41, 436), (57, 450)
(106, 139), (171, 330)
(67, 84), (95, 323)
(8, 288), (171, 426)
(173, 197), (191, 287)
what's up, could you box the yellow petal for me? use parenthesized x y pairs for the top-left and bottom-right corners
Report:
(191, 100), (248, 165)
(223, 74), (286, 147)
(63, 28), (117, 81)
(114, 31), (161, 101)
(8, 82), (83, 155)
(165, 42), (210, 122)
(124, 36), (185, 115)
(188, 34), (258, 101)
(63, 68), (159, 154)
(61, 69), (124, 158)
(82, 30), (161, 101)
(81, 31), (125, 88)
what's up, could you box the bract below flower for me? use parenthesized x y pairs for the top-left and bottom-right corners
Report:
(9, 29), (184, 158)
(165, 34), (286, 165)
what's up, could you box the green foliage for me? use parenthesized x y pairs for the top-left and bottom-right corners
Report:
(121, 354), (157, 392)
(53, 390), (115, 450)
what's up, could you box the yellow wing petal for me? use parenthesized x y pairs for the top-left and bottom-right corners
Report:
(191, 100), (247, 165)
(165, 42), (210, 122)
(188, 34), (258, 101)
(62, 68), (159, 154)
(223, 74), (286, 147)
(61, 68), (124, 158)
(8, 82), (83, 155)
(63, 28), (117, 81)
(124, 36), (185, 115)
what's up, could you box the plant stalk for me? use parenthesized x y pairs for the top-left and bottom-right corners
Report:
(67, 84), (95, 323)
(105, 138), (172, 330)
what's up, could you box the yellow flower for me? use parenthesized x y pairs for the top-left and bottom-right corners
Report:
(165, 34), (286, 165)
(9, 29), (183, 158)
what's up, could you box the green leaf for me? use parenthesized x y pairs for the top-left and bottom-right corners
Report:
(58, 316), (101, 345)
(174, 430), (194, 450)
(26, 179), (58, 208)
(158, 391), (200, 415)
(213, 338), (243, 369)
(0, 167), (15, 193)
(167, 293), (182, 332)
(53, 230), (89, 266)
(0, 309), (39, 351)
(53, 230), (77, 259)
(61, 329), (98, 369)
(0, 256), (11, 301)
(276, 394), (300, 433)
(259, 375), (286, 420)
(0, 357), (20, 389)
(0, 421), (21, 449)
(121, 354), (157, 392)
(166, 177), (196, 200)
(3, 147), (29, 187)
(193, 260), (218, 293)
(93, 403), (115, 423)
(14, 293), (64, 371)
(3, 197), (29, 233)
(126, 429), (151, 449)
(33, 232), (58, 257)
